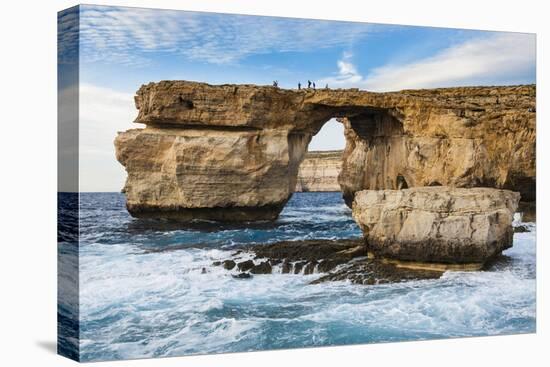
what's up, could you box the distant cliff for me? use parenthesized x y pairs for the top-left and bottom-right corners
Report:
(296, 151), (343, 192)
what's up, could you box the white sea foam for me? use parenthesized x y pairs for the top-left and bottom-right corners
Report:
(75, 194), (536, 361)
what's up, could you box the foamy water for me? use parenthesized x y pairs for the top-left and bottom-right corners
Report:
(58, 192), (536, 361)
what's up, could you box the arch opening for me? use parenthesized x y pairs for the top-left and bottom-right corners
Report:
(294, 107), (404, 196)
(307, 118), (346, 152)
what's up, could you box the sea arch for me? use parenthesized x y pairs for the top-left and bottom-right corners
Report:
(115, 81), (535, 221)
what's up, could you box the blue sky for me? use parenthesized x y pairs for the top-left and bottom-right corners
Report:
(58, 5), (536, 191)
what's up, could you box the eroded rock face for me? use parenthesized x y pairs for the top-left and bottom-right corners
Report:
(115, 81), (535, 221)
(115, 126), (305, 220)
(352, 187), (520, 265)
(295, 150), (342, 192)
(338, 86), (536, 205)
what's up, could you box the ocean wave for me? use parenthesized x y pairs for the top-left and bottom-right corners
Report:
(73, 192), (536, 361)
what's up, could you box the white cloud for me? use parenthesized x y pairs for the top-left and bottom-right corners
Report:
(78, 84), (137, 192)
(78, 6), (371, 66)
(320, 51), (363, 88)
(308, 118), (346, 151)
(320, 33), (535, 91)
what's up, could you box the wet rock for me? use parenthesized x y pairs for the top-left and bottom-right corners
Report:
(232, 273), (252, 279)
(304, 261), (318, 275)
(237, 260), (255, 272)
(221, 238), (445, 285)
(517, 201), (536, 222)
(310, 258), (442, 285)
(223, 259), (236, 270)
(281, 259), (292, 274)
(212, 261), (222, 266)
(250, 261), (272, 274)
(514, 225), (530, 233)
(317, 259), (340, 273)
(250, 239), (366, 263)
(293, 261), (306, 274)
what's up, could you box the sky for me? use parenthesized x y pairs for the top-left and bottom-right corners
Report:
(58, 5), (536, 192)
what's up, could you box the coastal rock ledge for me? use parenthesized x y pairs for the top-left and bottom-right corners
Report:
(352, 187), (520, 267)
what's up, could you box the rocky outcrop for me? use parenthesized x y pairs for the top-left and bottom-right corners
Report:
(115, 81), (535, 221)
(352, 187), (520, 267)
(295, 150), (342, 192)
(211, 239), (443, 284)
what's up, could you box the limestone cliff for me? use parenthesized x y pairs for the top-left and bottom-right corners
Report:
(295, 150), (342, 192)
(115, 81), (535, 221)
(338, 86), (536, 206)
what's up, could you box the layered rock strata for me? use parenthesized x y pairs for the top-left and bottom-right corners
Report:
(352, 187), (520, 266)
(295, 150), (343, 192)
(115, 81), (535, 221)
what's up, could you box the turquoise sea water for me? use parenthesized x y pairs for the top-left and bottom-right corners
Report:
(58, 192), (536, 361)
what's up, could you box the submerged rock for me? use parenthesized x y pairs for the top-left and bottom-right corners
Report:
(352, 187), (520, 266)
(237, 260), (255, 272)
(250, 261), (272, 274)
(232, 273), (252, 279)
(222, 259), (236, 270)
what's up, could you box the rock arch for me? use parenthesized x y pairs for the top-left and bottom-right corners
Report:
(115, 81), (535, 221)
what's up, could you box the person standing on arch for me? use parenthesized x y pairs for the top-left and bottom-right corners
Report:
(313, 82), (316, 89)
(307, 80), (311, 88)
(298, 82), (301, 90)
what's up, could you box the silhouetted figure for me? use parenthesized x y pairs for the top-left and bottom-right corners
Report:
(273, 80), (279, 88)
(325, 83), (329, 89)
(307, 80), (311, 88)
(313, 82), (316, 89)
(298, 82), (301, 90)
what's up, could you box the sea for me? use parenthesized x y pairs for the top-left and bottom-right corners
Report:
(57, 192), (536, 362)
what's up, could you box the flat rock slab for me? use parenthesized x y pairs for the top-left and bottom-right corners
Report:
(352, 187), (520, 265)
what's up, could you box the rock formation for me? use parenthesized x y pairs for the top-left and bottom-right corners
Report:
(338, 86), (536, 206)
(209, 239), (443, 284)
(352, 187), (520, 267)
(115, 81), (535, 221)
(295, 150), (342, 192)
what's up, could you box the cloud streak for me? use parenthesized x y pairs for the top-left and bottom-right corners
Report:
(77, 5), (372, 66)
(320, 33), (536, 91)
